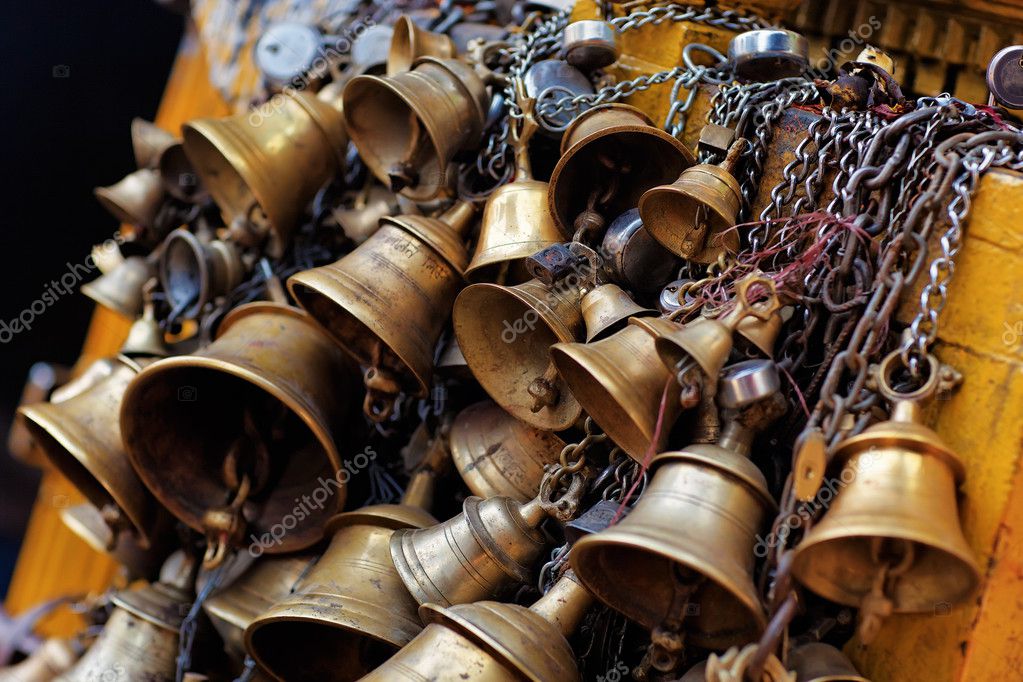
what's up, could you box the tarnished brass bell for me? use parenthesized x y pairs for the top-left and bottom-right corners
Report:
(551, 318), (679, 462)
(788, 642), (869, 682)
(289, 201), (475, 421)
(639, 139), (745, 263)
(203, 554), (316, 665)
(791, 354), (980, 621)
(548, 103), (695, 236)
(454, 276), (585, 430)
(465, 84), (562, 283)
(343, 57), (490, 200)
(120, 302), (358, 558)
(120, 280), (169, 358)
(387, 15), (457, 75)
(571, 417), (777, 652)
(580, 283), (656, 342)
(361, 570), (592, 682)
(131, 117), (176, 169)
(159, 227), (245, 319)
(81, 255), (153, 319)
(0, 639), (80, 682)
(94, 168), (165, 231)
(183, 88), (347, 258)
(390, 494), (549, 606)
(18, 356), (161, 548)
(56, 555), (194, 682)
(60, 503), (169, 581)
(450, 400), (565, 502)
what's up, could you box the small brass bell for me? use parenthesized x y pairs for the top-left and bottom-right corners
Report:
(387, 15), (457, 75)
(0, 639), (81, 682)
(344, 57), (490, 200)
(361, 570), (592, 682)
(60, 503), (170, 581)
(449, 400), (565, 502)
(571, 415), (777, 652)
(791, 353), (980, 624)
(183, 88), (347, 258)
(465, 83), (563, 283)
(551, 318), (679, 462)
(288, 201), (476, 421)
(639, 138), (745, 263)
(57, 555), (194, 682)
(18, 356), (161, 549)
(788, 642), (869, 682)
(131, 117), (176, 169)
(121, 280), (169, 358)
(580, 283), (656, 342)
(203, 554), (317, 666)
(158, 227), (245, 319)
(453, 277), (584, 430)
(93, 168), (165, 230)
(120, 302), (358, 558)
(548, 103), (695, 236)
(390, 494), (549, 607)
(81, 255), (153, 319)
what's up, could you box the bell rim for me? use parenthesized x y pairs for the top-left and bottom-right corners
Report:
(323, 503), (438, 535)
(111, 583), (191, 632)
(465, 239), (562, 283)
(158, 227), (213, 319)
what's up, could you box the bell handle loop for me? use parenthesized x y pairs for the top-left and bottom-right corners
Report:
(874, 350), (942, 406)
(202, 536), (229, 571)
(733, 274), (780, 324)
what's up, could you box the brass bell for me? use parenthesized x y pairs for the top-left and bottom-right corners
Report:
(131, 117), (176, 169)
(18, 356), (161, 549)
(639, 139), (746, 263)
(361, 570), (592, 682)
(120, 302), (358, 557)
(121, 280), (169, 358)
(449, 400), (565, 502)
(571, 417), (777, 652)
(93, 168), (165, 231)
(331, 184), (399, 246)
(390, 494), (549, 607)
(158, 227), (245, 319)
(548, 103), (695, 236)
(791, 354), (980, 620)
(203, 554), (317, 665)
(465, 84), (562, 283)
(60, 503), (170, 581)
(158, 142), (207, 204)
(551, 318), (680, 462)
(57, 555), (194, 682)
(81, 255), (153, 319)
(289, 201), (475, 421)
(387, 15), (457, 75)
(454, 278), (584, 430)
(183, 88), (347, 258)
(580, 283), (656, 342)
(0, 639), (81, 682)
(788, 642), (869, 682)
(343, 57), (490, 200)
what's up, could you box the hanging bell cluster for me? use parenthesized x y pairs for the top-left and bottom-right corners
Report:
(17, 6), (1004, 682)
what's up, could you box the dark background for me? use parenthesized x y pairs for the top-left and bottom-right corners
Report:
(0, 1), (183, 598)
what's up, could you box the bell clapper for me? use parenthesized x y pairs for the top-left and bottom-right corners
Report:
(202, 472), (250, 570)
(857, 537), (915, 644)
(387, 109), (425, 192)
(648, 564), (704, 673)
(527, 361), (562, 413)
(363, 340), (404, 422)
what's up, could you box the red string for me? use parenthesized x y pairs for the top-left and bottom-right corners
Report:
(610, 375), (674, 525)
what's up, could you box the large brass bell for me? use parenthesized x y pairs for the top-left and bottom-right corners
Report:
(0, 638), (80, 682)
(56, 555), (194, 682)
(182, 88), (347, 258)
(551, 317), (679, 462)
(17, 356), (161, 549)
(81, 255), (154, 319)
(343, 58), (490, 200)
(639, 139), (745, 263)
(94, 168), (165, 230)
(159, 227), (245, 319)
(465, 85), (562, 283)
(454, 278), (584, 430)
(288, 201), (475, 421)
(547, 103), (695, 236)
(791, 353), (980, 626)
(787, 642), (869, 682)
(203, 554), (316, 666)
(361, 570), (592, 682)
(390, 494), (549, 607)
(450, 400), (565, 501)
(387, 15), (457, 75)
(571, 417), (777, 654)
(120, 302), (358, 559)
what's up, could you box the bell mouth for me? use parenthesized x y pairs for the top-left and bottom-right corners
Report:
(453, 283), (582, 431)
(571, 533), (766, 650)
(158, 143), (207, 203)
(159, 229), (209, 318)
(120, 359), (343, 553)
(246, 615), (399, 682)
(182, 121), (269, 231)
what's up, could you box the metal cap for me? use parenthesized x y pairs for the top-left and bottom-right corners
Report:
(728, 29), (808, 82)
(717, 359), (780, 409)
(987, 45), (1023, 108)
